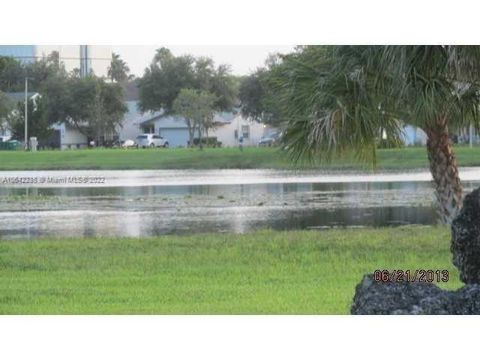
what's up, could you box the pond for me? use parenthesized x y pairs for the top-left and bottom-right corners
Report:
(1, 168), (480, 239)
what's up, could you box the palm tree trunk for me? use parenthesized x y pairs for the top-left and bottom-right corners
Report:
(425, 118), (463, 224)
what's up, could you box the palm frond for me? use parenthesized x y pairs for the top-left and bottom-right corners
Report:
(272, 45), (480, 167)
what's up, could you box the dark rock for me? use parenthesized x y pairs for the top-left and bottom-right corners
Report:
(451, 188), (480, 283)
(351, 274), (480, 315)
(352, 187), (480, 314)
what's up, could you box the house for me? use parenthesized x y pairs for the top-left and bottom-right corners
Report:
(115, 100), (161, 142)
(42, 83), (148, 149)
(138, 111), (272, 147)
(0, 91), (91, 149)
(115, 82), (161, 143)
(139, 112), (194, 147)
(50, 123), (87, 149)
(213, 114), (268, 147)
(114, 81), (275, 147)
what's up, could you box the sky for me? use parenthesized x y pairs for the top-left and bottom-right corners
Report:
(113, 45), (295, 77)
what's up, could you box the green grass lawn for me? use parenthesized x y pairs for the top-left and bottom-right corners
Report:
(0, 226), (460, 314)
(1, 145), (480, 171)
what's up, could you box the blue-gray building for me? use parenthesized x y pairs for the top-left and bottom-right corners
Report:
(0, 45), (36, 64)
(0, 45), (112, 77)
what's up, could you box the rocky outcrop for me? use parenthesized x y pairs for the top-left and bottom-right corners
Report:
(451, 188), (480, 284)
(351, 275), (480, 315)
(351, 187), (480, 315)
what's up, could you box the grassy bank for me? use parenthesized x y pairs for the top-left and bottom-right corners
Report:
(0, 226), (460, 314)
(2, 146), (480, 171)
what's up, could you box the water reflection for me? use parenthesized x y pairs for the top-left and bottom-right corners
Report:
(1, 172), (479, 239)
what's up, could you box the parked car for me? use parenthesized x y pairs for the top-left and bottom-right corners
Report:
(121, 139), (136, 148)
(258, 132), (280, 147)
(136, 134), (169, 148)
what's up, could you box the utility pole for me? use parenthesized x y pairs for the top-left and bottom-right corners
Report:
(24, 77), (28, 150)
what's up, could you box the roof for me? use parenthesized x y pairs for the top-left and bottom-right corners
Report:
(5, 92), (39, 102)
(138, 109), (165, 125)
(140, 110), (239, 128)
(141, 114), (189, 129)
(123, 100), (162, 125)
(213, 111), (236, 124)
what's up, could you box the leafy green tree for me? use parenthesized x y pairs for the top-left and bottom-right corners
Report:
(108, 53), (131, 83)
(0, 53), (72, 143)
(40, 71), (70, 124)
(138, 47), (236, 115)
(6, 96), (54, 141)
(0, 56), (25, 92)
(239, 67), (284, 126)
(65, 76), (128, 142)
(273, 45), (480, 223)
(172, 88), (217, 148)
(28, 51), (67, 89)
(0, 52), (68, 93)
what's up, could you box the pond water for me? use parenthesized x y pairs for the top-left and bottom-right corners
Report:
(1, 169), (480, 239)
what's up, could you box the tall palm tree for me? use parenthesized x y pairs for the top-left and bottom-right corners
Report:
(108, 53), (131, 83)
(272, 46), (480, 223)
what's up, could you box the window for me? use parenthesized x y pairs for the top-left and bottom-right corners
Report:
(142, 126), (154, 134)
(234, 129), (238, 139)
(241, 125), (250, 139)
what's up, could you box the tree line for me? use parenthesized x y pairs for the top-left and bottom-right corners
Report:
(0, 48), (243, 148)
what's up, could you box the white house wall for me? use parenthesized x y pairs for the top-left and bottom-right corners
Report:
(52, 123), (88, 150)
(212, 116), (266, 147)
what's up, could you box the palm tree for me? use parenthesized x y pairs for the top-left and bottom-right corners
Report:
(108, 53), (131, 83)
(272, 46), (480, 224)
